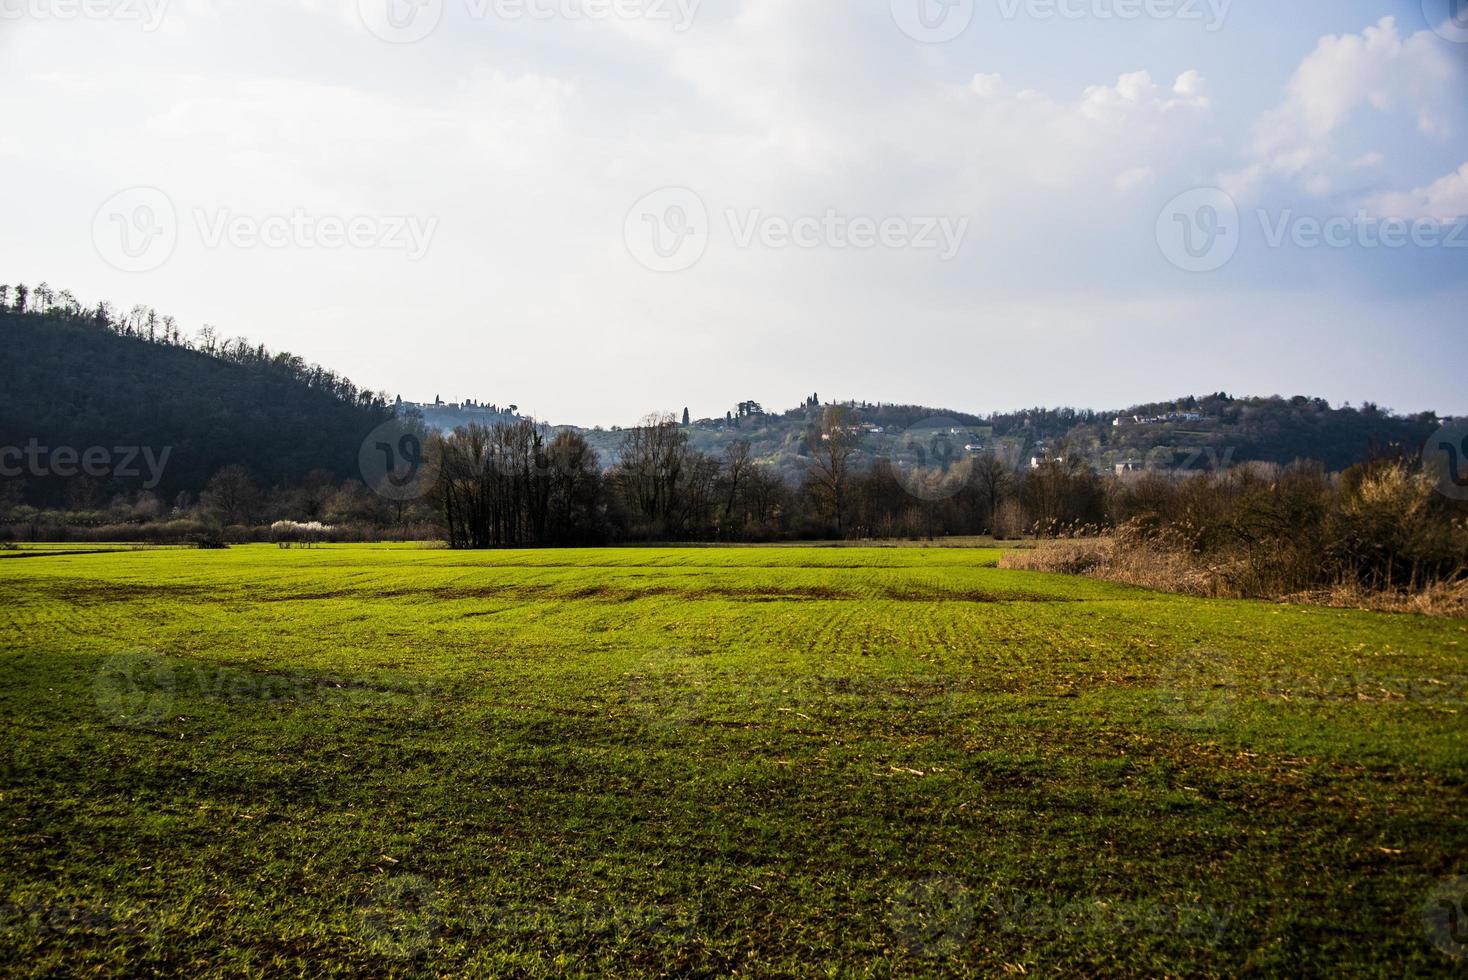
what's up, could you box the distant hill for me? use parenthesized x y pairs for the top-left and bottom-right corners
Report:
(3, 282), (1443, 509)
(0, 306), (390, 505)
(559, 394), (1442, 478)
(401, 400), (524, 433)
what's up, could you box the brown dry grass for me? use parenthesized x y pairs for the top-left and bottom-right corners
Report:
(999, 538), (1468, 618)
(1279, 579), (1468, 618)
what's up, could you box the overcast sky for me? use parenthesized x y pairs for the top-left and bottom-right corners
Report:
(2, 0), (1465, 425)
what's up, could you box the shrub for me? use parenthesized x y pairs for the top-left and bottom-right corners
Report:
(1015, 460), (1468, 615)
(189, 526), (229, 549)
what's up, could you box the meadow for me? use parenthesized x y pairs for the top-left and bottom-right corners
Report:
(1, 544), (1465, 976)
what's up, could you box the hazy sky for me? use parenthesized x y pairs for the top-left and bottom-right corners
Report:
(2, 0), (1466, 425)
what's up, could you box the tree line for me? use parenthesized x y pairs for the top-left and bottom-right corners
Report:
(0, 283), (390, 505)
(12, 399), (1459, 550)
(422, 408), (1125, 547)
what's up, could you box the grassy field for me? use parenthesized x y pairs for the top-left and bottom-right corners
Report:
(1, 545), (1465, 976)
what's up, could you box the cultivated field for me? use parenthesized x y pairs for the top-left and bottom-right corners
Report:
(1, 545), (1465, 976)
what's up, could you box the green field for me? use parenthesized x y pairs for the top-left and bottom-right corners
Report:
(2, 545), (1465, 976)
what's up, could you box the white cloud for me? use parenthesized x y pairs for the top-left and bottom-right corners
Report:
(1224, 17), (1464, 200)
(1080, 69), (1208, 122)
(2, 4), (1464, 421)
(1363, 163), (1468, 220)
(1116, 166), (1156, 191)
(928, 70), (1211, 208)
(971, 73), (1003, 98)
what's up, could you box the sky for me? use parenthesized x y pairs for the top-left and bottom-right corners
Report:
(1, 0), (1465, 426)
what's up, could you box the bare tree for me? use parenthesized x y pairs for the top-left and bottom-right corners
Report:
(805, 406), (860, 535)
(613, 414), (690, 534)
(201, 465), (261, 525)
(545, 430), (604, 545)
(433, 421), (556, 548)
(720, 440), (754, 524)
(297, 469), (337, 521)
(973, 453), (1012, 534)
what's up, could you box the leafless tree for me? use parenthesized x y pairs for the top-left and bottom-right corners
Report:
(720, 440), (753, 522)
(805, 406), (860, 535)
(973, 453), (1012, 534)
(613, 414), (691, 534)
(546, 430), (604, 545)
(202, 465), (261, 525)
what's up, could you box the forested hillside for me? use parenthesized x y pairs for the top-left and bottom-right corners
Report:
(576, 394), (1442, 478)
(0, 302), (389, 506)
(0, 280), (1445, 517)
